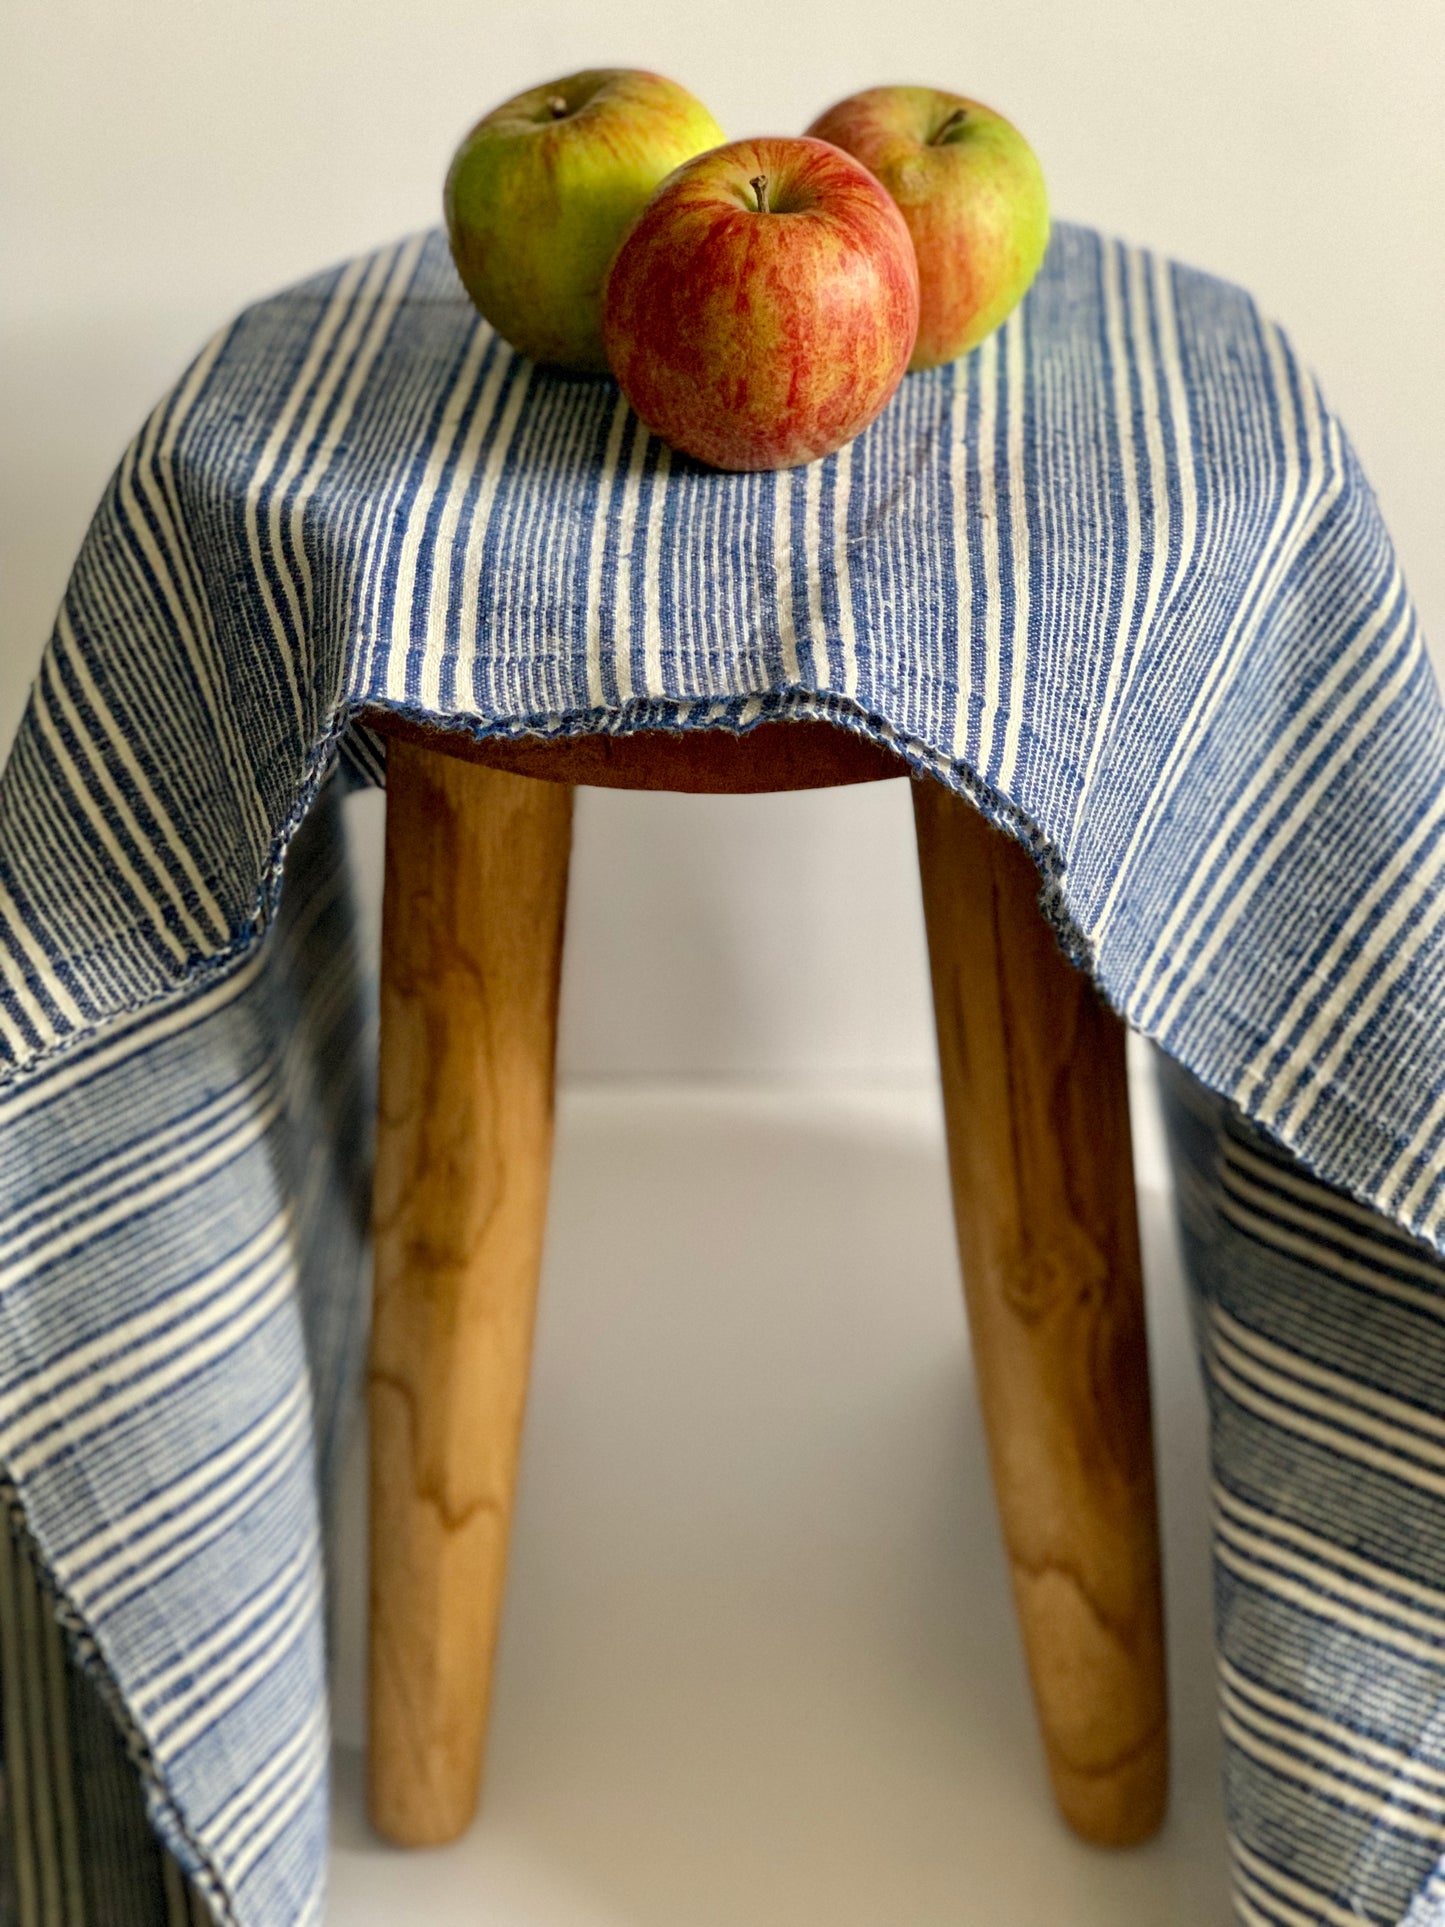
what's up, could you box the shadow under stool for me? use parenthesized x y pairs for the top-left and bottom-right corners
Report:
(360, 713), (1167, 1858)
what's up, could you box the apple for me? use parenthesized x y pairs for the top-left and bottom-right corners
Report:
(805, 88), (1048, 370)
(444, 69), (726, 371)
(601, 136), (919, 472)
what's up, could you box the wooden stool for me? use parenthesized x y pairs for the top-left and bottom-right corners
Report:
(363, 714), (1167, 1856)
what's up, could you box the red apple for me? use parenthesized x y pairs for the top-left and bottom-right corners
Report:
(806, 88), (1049, 370)
(601, 136), (919, 472)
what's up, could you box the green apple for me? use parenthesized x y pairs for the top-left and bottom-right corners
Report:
(444, 69), (726, 371)
(806, 87), (1048, 370)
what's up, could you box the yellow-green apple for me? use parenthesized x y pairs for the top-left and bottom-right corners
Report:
(444, 69), (725, 371)
(601, 137), (919, 472)
(805, 88), (1048, 370)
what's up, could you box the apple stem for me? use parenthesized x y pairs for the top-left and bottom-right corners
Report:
(548, 95), (569, 118)
(931, 106), (969, 143)
(750, 172), (769, 213)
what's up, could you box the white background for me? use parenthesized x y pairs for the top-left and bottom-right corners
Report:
(3, 3), (1443, 1920)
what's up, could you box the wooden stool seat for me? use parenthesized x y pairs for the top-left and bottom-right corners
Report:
(370, 712), (904, 791)
(363, 712), (1168, 1858)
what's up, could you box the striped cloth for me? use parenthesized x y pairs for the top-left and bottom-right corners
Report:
(0, 220), (1441, 1925)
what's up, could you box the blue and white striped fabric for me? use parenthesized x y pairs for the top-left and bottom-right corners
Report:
(0, 220), (1442, 1925)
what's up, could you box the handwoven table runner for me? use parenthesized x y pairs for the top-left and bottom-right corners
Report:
(1, 222), (1442, 1927)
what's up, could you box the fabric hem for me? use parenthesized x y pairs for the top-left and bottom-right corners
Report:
(352, 684), (1092, 958)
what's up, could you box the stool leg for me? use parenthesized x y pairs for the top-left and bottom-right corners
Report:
(368, 739), (573, 1847)
(911, 778), (1167, 1847)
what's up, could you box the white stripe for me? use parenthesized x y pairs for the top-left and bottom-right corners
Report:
(917, 379), (952, 744)
(0, 1089), (279, 1309)
(1072, 243), (1143, 814)
(1373, 958), (1445, 1214)
(1240, 736), (1445, 1109)
(1222, 1687), (1445, 1825)
(584, 390), (632, 705)
(148, 328), (273, 858)
(996, 304), (1032, 792)
(771, 471), (800, 686)
(2, 730), (140, 1011)
(641, 443), (672, 698)
(948, 361), (975, 759)
(973, 331), (1003, 772)
(832, 438), (860, 702)
(291, 1886), (326, 1927)
(802, 457), (827, 692)
(1148, 249), (1200, 685)
(1233, 1886), (1298, 1927)
(444, 358), (536, 710)
(510, 382), (594, 712)
(382, 322), (495, 715)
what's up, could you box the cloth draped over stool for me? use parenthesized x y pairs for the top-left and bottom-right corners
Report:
(0, 222), (1442, 1926)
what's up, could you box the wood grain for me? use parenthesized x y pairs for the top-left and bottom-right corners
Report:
(368, 738), (573, 1846)
(912, 777), (1168, 1847)
(360, 710), (904, 793)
